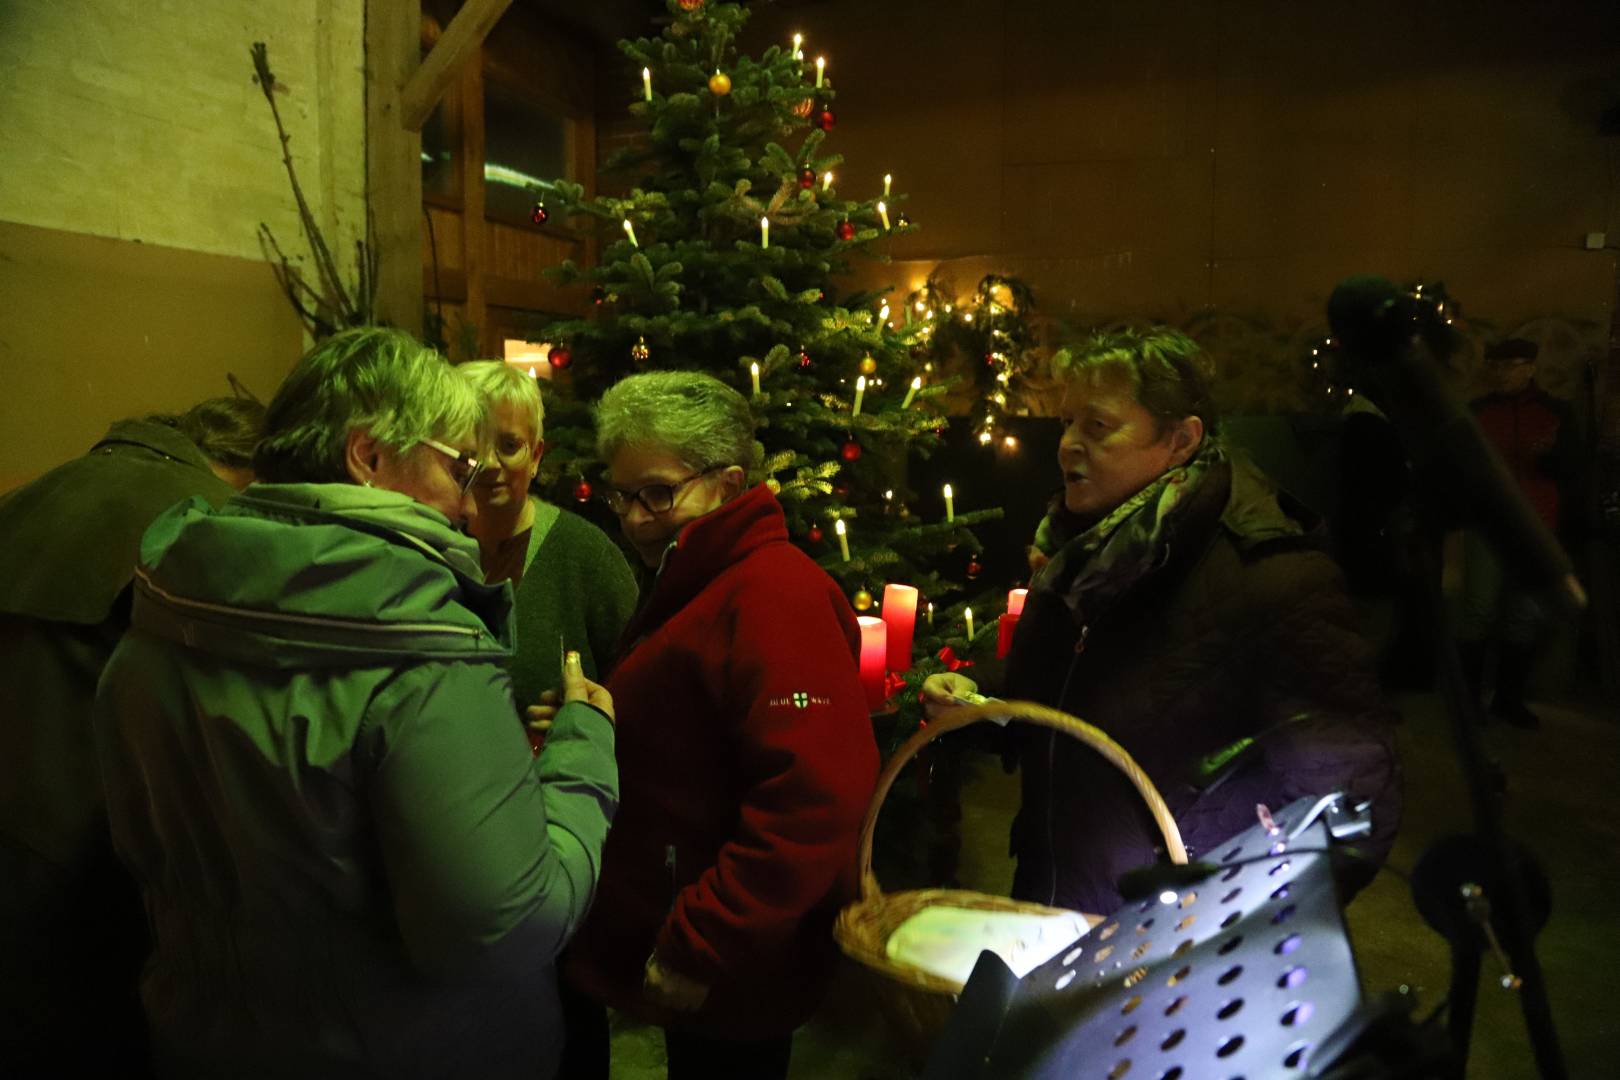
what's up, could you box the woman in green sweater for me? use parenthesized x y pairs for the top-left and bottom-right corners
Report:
(460, 362), (640, 708)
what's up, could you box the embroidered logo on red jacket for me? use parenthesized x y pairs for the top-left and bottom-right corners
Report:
(769, 691), (832, 710)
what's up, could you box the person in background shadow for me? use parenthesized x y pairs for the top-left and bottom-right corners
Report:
(1458, 338), (1574, 729)
(458, 361), (639, 710)
(923, 329), (1401, 917)
(92, 328), (617, 1079)
(0, 395), (263, 1074)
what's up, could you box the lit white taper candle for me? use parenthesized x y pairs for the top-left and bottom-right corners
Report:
(792, 33), (803, 60)
(964, 606), (975, 641)
(622, 218), (638, 247)
(760, 216), (770, 249)
(883, 173), (892, 197)
(943, 483), (955, 522)
(750, 361), (761, 397)
(927, 601), (935, 626)
(852, 375), (867, 417)
(822, 171), (833, 192)
(901, 375), (921, 409)
(835, 518), (850, 562)
(877, 201), (890, 230)
(642, 67), (652, 102)
(815, 56), (826, 88)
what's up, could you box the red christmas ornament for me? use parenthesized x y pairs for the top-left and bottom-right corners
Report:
(836, 220), (856, 242)
(966, 556), (983, 580)
(547, 345), (573, 370)
(530, 201), (548, 226)
(798, 166), (816, 189)
(816, 109), (837, 131)
(797, 349), (813, 369)
(808, 525), (824, 543)
(834, 482), (850, 499)
(840, 439), (863, 462)
(573, 479), (593, 503)
(676, 0), (704, 9)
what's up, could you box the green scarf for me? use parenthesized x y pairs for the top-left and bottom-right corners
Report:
(1031, 440), (1230, 629)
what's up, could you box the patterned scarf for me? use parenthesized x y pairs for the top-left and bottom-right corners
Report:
(1031, 439), (1230, 629)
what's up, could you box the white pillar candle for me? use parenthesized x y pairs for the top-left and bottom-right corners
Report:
(760, 216), (770, 249)
(964, 606), (975, 641)
(902, 375), (922, 409)
(943, 483), (955, 522)
(815, 56), (826, 88)
(835, 518), (850, 562)
(750, 361), (761, 397)
(642, 67), (652, 102)
(622, 219), (638, 247)
(852, 375), (866, 417)
(877, 201), (890, 231)
(883, 173), (892, 197)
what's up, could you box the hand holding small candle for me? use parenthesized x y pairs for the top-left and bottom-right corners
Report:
(902, 375), (921, 409)
(622, 218), (638, 247)
(877, 201), (890, 231)
(943, 483), (955, 522)
(641, 67), (652, 102)
(835, 518), (850, 562)
(852, 375), (866, 417)
(750, 361), (761, 397)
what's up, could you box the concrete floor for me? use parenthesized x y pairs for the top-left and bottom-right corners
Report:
(606, 690), (1620, 1078)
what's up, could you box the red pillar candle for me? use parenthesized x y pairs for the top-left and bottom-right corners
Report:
(880, 583), (919, 672)
(857, 616), (889, 711)
(1007, 588), (1029, 616)
(996, 613), (1019, 659)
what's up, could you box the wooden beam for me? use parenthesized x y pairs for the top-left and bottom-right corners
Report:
(400, 0), (514, 133)
(460, 54), (487, 358)
(365, 0), (424, 334)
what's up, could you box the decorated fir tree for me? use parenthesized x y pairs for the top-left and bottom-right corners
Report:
(529, 0), (1005, 745)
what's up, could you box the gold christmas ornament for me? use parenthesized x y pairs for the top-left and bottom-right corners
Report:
(853, 588), (874, 611)
(765, 477), (782, 494)
(630, 336), (651, 362)
(708, 70), (732, 96)
(858, 355), (878, 376)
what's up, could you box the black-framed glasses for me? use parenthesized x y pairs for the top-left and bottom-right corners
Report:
(421, 437), (487, 497)
(602, 466), (723, 516)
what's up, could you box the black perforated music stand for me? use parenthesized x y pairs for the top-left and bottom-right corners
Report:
(922, 795), (1366, 1080)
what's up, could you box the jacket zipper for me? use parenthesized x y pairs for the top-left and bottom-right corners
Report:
(1047, 624), (1089, 906)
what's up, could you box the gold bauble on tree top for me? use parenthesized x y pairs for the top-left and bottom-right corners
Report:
(708, 70), (732, 96)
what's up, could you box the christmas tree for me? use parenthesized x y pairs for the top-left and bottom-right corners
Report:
(530, 0), (1006, 745)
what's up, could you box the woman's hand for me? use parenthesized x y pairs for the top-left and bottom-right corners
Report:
(525, 651), (614, 734)
(920, 672), (979, 720)
(643, 954), (709, 1013)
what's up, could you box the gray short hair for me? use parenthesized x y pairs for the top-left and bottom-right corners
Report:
(457, 360), (545, 440)
(595, 371), (758, 472)
(1053, 327), (1220, 436)
(253, 327), (485, 483)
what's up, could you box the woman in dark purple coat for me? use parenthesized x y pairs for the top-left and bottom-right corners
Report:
(925, 329), (1400, 915)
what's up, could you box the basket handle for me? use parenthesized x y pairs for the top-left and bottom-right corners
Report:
(856, 700), (1189, 902)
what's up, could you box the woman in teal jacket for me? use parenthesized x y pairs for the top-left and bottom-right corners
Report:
(93, 328), (619, 1079)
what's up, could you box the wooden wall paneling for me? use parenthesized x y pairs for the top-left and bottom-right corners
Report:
(366, 0), (424, 334)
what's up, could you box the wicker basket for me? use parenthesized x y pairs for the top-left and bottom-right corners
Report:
(833, 699), (1188, 1059)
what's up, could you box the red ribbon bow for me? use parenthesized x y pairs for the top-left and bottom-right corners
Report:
(936, 645), (976, 672)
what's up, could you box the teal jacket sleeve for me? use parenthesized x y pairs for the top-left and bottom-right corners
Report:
(365, 663), (617, 976)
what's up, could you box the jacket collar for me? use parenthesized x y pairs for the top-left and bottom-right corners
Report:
(93, 418), (219, 476)
(1218, 452), (1321, 554)
(627, 484), (787, 637)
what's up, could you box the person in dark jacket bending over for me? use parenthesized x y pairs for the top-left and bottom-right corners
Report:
(555, 371), (879, 1080)
(0, 395), (262, 1073)
(924, 328), (1401, 916)
(92, 328), (618, 1079)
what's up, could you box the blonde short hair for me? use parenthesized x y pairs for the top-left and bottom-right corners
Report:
(457, 360), (545, 442)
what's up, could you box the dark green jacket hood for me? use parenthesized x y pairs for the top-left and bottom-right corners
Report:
(132, 483), (514, 668)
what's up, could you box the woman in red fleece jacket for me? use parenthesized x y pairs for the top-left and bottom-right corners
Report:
(557, 371), (879, 1080)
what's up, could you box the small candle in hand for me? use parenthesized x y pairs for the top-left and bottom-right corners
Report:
(964, 606), (975, 641)
(852, 375), (866, 417)
(750, 361), (761, 397)
(943, 483), (955, 522)
(877, 201), (890, 231)
(760, 216), (770, 249)
(835, 518), (850, 562)
(622, 219), (638, 247)
(815, 56), (826, 88)
(901, 375), (921, 409)
(642, 67), (652, 102)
